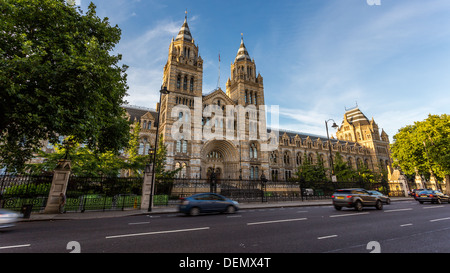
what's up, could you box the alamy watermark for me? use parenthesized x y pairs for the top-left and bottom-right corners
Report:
(170, 97), (279, 152)
(367, 0), (381, 5)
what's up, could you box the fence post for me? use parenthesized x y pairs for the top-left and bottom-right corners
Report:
(141, 164), (154, 211)
(44, 159), (71, 214)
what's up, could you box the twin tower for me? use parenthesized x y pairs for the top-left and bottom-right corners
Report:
(158, 14), (269, 180)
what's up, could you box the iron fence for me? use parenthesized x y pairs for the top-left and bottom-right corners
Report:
(0, 174), (53, 212)
(65, 176), (142, 212)
(151, 177), (402, 206)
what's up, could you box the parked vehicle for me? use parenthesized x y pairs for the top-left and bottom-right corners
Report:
(415, 190), (450, 204)
(0, 209), (20, 230)
(179, 193), (239, 216)
(332, 188), (383, 211)
(368, 190), (391, 204)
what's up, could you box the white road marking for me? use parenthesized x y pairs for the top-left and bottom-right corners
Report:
(423, 205), (444, 209)
(0, 244), (31, 250)
(318, 235), (338, 240)
(384, 208), (413, 213)
(400, 223), (413, 227)
(330, 212), (369, 218)
(247, 218), (307, 226)
(105, 227), (210, 239)
(128, 221), (150, 225)
(430, 217), (450, 222)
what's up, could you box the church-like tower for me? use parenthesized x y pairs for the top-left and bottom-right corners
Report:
(159, 13), (204, 178)
(226, 35), (265, 107)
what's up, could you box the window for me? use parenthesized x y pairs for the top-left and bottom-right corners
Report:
(249, 143), (257, 159)
(190, 78), (194, 92)
(177, 75), (181, 89)
(183, 76), (188, 90)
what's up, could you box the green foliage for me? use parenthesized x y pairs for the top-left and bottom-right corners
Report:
(391, 114), (450, 180)
(295, 152), (328, 184)
(0, 0), (130, 172)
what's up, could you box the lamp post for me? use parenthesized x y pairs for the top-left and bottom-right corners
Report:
(147, 86), (169, 212)
(325, 119), (339, 181)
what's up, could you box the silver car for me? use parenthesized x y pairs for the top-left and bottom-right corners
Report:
(368, 190), (391, 204)
(332, 188), (383, 211)
(0, 209), (20, 230)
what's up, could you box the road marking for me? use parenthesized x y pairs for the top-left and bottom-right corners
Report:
(400, 223), (413, 227)
(384, 208), (413, 213)
(330, 212), (369, 218)
(423, 205), (444, 209)
(318, 235), (338, 240)
(227, 215), (242, 218)
(296, 211), (308, 213)
(128, 221), (150, 225)
(430, 217), (450, 222)
(247, 218), (307, 226)
(0, 244), (31, 250)
(105, 227), (210, 239)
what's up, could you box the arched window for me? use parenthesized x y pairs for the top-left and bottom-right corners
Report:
(177, 75), (181, 89)
(249, 143), (258, 159)
(190, 78), (194, 92)
(183, 76), (188, 90)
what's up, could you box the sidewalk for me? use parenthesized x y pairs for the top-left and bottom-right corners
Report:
(22, 197), (413, 222)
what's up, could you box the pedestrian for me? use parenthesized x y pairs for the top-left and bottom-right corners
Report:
(59, 192), (66, 214)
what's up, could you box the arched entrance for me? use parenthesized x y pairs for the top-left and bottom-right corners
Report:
(201, 140), (239, 180)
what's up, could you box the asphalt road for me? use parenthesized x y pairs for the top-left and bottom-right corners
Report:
(2, 199), (450, 254)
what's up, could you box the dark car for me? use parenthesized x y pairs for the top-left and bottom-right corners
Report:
(415, 190), (450, 204)
(332, 188), (383, 211)
(411, 189), (426, 199)
(179, 193), (239, 216)
(368, 190), (391, 204)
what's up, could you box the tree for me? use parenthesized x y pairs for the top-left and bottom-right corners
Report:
(0, 0), (130, 172)
(295, 152), (328, 184)
(391, 114), (450, 192)
(333, 152), (357, 182)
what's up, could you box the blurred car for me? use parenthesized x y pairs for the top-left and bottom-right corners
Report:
(411, 189), (426, 199)
(332, 188), (383, 211)
(415, 190), (450, 204)
(0, 209), (20, 230)
(179, 193), (239, 216)
(368, 190), (391, 204)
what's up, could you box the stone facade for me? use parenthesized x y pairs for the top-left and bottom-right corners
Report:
(123, 15), (392, 181)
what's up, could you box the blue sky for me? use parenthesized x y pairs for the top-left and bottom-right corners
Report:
(76, 0), (450, 141)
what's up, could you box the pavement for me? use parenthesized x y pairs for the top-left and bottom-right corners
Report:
(22, 197), (413, 222)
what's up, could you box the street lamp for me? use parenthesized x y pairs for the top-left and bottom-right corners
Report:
(325, 119), (338, 181)
(147, 86), (170, 212)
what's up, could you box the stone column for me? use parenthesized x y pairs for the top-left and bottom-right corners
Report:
(141, 164), (154, 211)
(44, 160), (71, 214)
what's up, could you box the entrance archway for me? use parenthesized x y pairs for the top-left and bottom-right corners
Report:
(201, 140), (239, 179)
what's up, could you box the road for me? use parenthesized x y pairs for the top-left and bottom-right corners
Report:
(1, 199), (450, 254)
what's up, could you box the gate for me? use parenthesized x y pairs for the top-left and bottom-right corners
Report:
(0, 174), (53, 212)
(65, 176), (142, 212)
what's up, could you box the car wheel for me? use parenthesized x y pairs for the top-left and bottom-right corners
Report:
(354, 201), (363, 212)
(375, 200), (383, 210)
(436, 198), (442, 204)
(190, 207), (200, 216)
(226, 205), (236, 214)
(334, 205), (342, 211)
(386, 198), (391, 205)
(419, 201), (424, 204)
